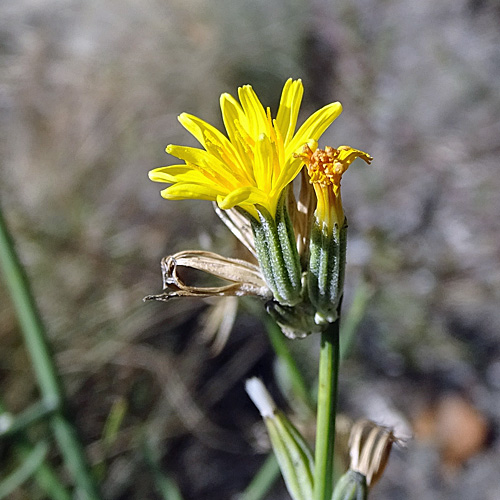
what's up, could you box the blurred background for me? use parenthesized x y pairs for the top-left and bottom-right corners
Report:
(1, 0), (500, 498)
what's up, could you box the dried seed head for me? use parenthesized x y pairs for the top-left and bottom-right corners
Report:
(348, 419), (399, 488)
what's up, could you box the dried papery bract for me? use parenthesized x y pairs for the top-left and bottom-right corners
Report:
(287, 169), (317, 267)
(332, 420), (399, 500)
(144, 250), (271, 301)
(348, 419), (398, 488)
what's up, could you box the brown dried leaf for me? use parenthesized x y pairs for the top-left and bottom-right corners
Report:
(144, 249), (271, 302)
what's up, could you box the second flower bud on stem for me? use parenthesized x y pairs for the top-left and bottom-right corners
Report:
(308, 219), (347, 325)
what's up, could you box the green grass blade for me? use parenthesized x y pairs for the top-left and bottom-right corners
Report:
(142, 440), (184, 500)
(0, 397), (71, 500)
(339, 281), (372, 361)
(0, 441), (48, 499)
(0, 206), (102, 500)
(0, 208), (61, 405)
(264, 316), (314, 412)
(239, 454), (280, 500)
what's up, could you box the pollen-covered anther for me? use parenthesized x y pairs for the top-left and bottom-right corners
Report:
(297, 144), (344, 188)
(298, 143), (373, 190)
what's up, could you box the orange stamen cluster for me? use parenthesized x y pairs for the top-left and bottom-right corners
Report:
(300, 144), (345, 191)
(296, 143), (372, 230)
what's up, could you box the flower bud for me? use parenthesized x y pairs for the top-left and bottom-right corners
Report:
(332, 469), (368, 500)
(297, 144), (372, 325)
(246, 378), (315, 500)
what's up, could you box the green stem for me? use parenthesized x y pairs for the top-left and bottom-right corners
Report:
(339, 281), (372, 361)
(0, 206), (102, 500)
(0, 397), (72, 500)
(313, 319), (340, 500)
(0, 400), (59, 438)
(239, 454), (280, 500)
(0, 441), (49, 500)
(14, 441), (72, 500)
(0, 211), (61, 406)
(264, 316), (314, 413)
(142, 440), (184, 500)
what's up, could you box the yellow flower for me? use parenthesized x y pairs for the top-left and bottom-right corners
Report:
(298, 144), (373, 230)
(149, 79), (342, 219)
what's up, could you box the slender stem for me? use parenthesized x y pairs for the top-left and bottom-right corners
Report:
(339, 281), (372, 361)
(0, 206), (102, 500)
(142, 440), (184, 500)
(240, 454), (280, 500)
(0, 210), (61, 406)
(0, 397), (72, 500)
(0, 441), (49, 499)
(264, 316), (314, 413)
(313, 319), (340, 500)
(0, 400), (58, 438)
(13, 441), (72, 500)
(50, 414), (102, 499)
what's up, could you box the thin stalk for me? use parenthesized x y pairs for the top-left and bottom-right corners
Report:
(142, 441), (184, 500)
(0, 206), (102, 500)
(264, 316), (314, 412)
(0, 397), (71, 500)
(0, 400), (58, 438)
(313, 319), (340, 500)
(13, 441), (71, 500)
(339, 281), (372, 361)
(240, 454), (280, 500)
(50, 414), (102, 499)
(0, 210), (61, 407)
(0, 441), (49, 499)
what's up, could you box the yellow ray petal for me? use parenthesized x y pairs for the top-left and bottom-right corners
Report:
(217, 186), (269, 211)
(166, 145), (244, 188)
(253, 134), (275, 194)
(220, 92), (247, 143)
(275, 78), (304, 145)
(149, 165), (206, 184)
(219, 93), (256, 180)
(162, 182), (223, 201)
(237, 84), (268, 138)
(178, 113), (239, 163)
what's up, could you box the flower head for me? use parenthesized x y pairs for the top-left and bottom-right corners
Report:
(149, 79), (342, 219)
(297, 143), (372, 324)
(147, 78), (371, 338)
(298, 144), (373, 230)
